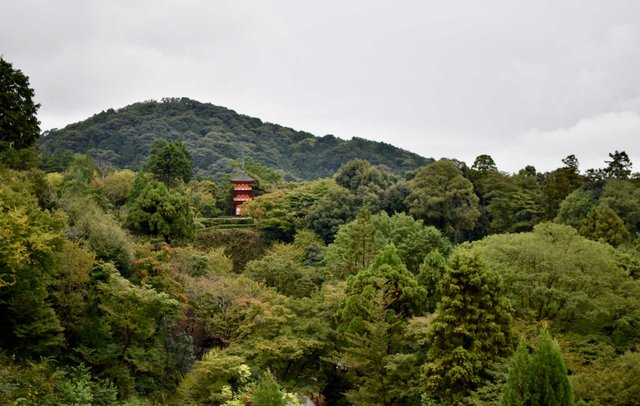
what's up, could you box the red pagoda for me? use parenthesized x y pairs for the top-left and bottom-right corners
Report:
(230, 164), (256, 216)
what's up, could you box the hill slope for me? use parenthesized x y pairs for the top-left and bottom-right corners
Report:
(39, 97), (432, 180)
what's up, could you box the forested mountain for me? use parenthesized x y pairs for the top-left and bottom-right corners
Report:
(39, 97), (432, 180)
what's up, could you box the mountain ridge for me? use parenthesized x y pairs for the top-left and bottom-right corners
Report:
(39, 97), (433, 180)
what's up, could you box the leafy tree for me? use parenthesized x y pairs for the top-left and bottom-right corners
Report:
(474, 223), (640, 344)
(146, 139), (192, 185)
(178, 349), (251, 405)
(252, 369), (285, 406)
(600, 178), (640, 235)
(245, 179), (355, 243)
(571, 350), (640, 405)
(0, 170), (66, 357)
(126, 179), (195, 241)
(245, 243), (318, 298)
(371, 211), (451, 274)
(422, 248), (512, 404)
(604, 150), (632, 179)
(471, 154), (498, 173)
(406, 160), (480, 242)
(579, 204), (630, 247)
(324, 208), (378, 279)
(79, 265), (182, 399)
(0, 57), (40, 150)
(91, 169), (135, 206)
(555, 188), (597, 229)
(303, 182), (356, 243)
(502, 328), (573, 406)
(335, 159), (395, 211)
(540, 156), (584, 220)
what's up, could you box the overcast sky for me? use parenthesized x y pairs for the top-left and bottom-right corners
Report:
(2, 0), (639, 173)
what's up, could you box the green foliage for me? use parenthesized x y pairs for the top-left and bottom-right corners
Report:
(372, 212), (451, 274)
(252, 370), (285, 406)
(471, 154), (498, 173)
(0, 169), (66, 357)
(540, 161), (584, 220)
(245, 243), (318, 298)
(79, 264), (183, 399)
(604, 150), (632, 179)
(422, 248), (513, 403)
(324, 208), (378, 279)
(0, 356), (118, 406)
(0, 57), (40, 150)
(335, 245), (427, 405)
(126, 179), (195, 242)
(196, 228), (267, 272)
(92, 169), (136, 206)
(60, 194), (134, 272)
(600, 179), (640, 235)
(179, 349), (251, 405)
(335, 158), (395, 211)
(555, 188), (597, 229)
(39, 98), (431, 180)
(406, 160), (480, 242)
(245, 178), (355, 243)
(572, 350), (640, 405)
(145, 139), (192, 185)
(579, 204), (630, 247)
(476, 223), (640, 336)
(502, 328), (573, 406)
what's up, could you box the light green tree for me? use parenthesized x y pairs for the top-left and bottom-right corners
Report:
(252, 369), (285, 406)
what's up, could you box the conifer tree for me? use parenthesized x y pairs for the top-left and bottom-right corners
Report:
(252, 369), (285, 406)
(502, 328), (573, 406)
(422, 248), (512, 404)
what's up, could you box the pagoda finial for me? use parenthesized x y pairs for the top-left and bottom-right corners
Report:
(241, 157), (245, 175)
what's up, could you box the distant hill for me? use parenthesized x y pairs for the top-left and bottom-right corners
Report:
(39, 97), (432, 180)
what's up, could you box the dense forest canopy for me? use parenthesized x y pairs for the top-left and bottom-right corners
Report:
(2, 56), (640, 405)
(38, 97), (432, 180)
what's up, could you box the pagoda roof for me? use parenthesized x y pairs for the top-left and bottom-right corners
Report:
(230, 172), (256, 183)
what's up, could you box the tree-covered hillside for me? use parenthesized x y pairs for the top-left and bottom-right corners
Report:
(39, 97), (432, 180)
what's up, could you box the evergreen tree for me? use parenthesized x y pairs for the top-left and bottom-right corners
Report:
(252, 369), (285, 406)
(422, 248), (512, 404)
(145, 139), (192, 185)
(502, 328), (573, 406)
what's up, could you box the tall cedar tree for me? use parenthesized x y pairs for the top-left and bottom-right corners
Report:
(422, 248), (512, 404)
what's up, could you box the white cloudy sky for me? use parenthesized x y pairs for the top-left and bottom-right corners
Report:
(2, 0), (639, 173)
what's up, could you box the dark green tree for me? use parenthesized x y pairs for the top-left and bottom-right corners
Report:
(146, 139), (192, 185)
(406, 160), (480, 242)
(422, 248), (512, 404)
(471, 154), (498, 173)
(604, 150), (632, 180)
(540, 165), (584, 220)
(0, 58), (40, 150)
